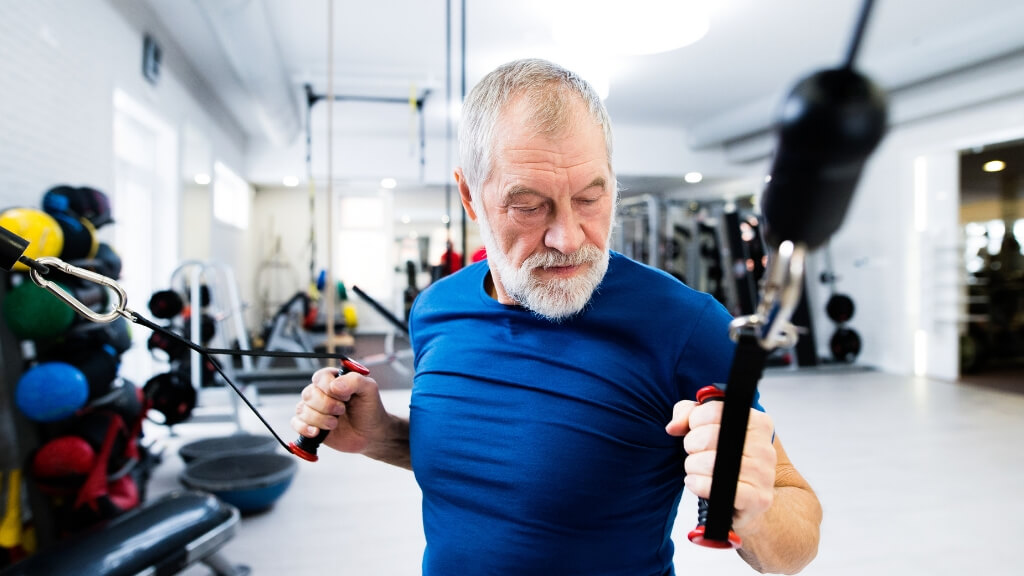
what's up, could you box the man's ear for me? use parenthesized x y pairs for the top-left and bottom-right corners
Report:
(454, 168), (478, 221)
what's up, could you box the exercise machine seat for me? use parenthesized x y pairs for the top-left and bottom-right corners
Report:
(1, 490), (244, 576)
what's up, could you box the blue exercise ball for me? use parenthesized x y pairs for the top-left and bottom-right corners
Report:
(15, 361), (89, 422)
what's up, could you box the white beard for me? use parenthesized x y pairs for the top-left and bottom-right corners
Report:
(475, 208), (610, 322)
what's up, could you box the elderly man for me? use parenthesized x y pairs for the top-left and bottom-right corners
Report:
(293, 58), (821, 575)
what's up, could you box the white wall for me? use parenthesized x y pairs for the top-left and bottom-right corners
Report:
(0, 0), (247, 207)
(0, 0), (250, 380)
(810, 88), (1024, 380)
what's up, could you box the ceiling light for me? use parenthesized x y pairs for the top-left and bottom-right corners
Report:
(380, 177), (397, 189)
(684, 172), (703, 184)
(282, 176), (299, 187)
(194, 173), (211, 185)
(401, 215), (411, 224)
(983, 160), (1006, 172)
(552, 0), (710, 56)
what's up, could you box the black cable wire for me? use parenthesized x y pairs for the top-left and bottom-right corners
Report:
(129, 313), (348, 451)
(18, 255), (50, 276)
(843, 0), (877, 69)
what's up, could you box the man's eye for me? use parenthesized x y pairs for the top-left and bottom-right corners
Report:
(514, 205), (542, 214)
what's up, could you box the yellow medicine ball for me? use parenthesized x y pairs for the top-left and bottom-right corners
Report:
(0, 208), (65, 271)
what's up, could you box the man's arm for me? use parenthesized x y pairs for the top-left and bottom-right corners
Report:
(735, 437), (822, 574)
(361, 413), (412, 470)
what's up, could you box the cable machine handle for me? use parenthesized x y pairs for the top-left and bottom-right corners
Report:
(288, 357), (371, 462)
(687, 385), (743, 549)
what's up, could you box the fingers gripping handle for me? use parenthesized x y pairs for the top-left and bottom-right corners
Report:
(288, 358), (371, 462)
(688, 385), (743, 549)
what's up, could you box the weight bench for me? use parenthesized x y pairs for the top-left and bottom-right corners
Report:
(0, 490), (248, 576)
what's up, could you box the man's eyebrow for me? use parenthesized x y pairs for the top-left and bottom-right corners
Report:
(503, 177), (608, 202)
(502, 184), (543, 204)
(583, 176), (608, 192)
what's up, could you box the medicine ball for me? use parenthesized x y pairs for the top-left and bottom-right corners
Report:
(71, 316), (133, 356)
(826, 293), (855, 323)
(61, 344), (121, 401)
(31, 435), (96, 495)
(143, 370), (196, 426)
(182, 283), (212, 307)
(72, 186), (114, 228)
(42, 185), (114, 229)
(89, 242), (122, 279)
(148, 289), (184, 319)
(0, 207), (64, 270)
(830, 327), (862, 363)
(147, 328), (189, 362)
(47, 316), (132, 360)
(181, 312), (216, 343)
(15, 361), (90, 422)
(50, 211), (98, 261)
(3, 279), (77, 340)
(41, 185), (77, 214)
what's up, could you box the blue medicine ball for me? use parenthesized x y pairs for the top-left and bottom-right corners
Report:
(15, 362), (90, 422)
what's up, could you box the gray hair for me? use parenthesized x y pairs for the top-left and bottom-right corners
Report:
(458, 58), (614, 193)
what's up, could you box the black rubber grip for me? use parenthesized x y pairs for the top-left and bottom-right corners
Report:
(288, 357), (370, 462)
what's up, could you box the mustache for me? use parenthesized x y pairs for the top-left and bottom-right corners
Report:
(522, 244), (604, 269)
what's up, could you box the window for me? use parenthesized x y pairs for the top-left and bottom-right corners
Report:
(213, 161), (251, 229)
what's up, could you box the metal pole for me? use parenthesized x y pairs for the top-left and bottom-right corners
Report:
(325, 0), (336, 353)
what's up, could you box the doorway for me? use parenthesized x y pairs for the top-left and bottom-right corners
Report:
(112, 89), (179, 384)
(959, 138), (1024, 392)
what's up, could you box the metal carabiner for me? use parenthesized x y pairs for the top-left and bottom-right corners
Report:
(28, 256), (132, 324)
(729, 241), (806, 351)
(758, 241), (806, 350)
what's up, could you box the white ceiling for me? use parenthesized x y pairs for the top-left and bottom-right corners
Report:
(142, 0), (1024, 182)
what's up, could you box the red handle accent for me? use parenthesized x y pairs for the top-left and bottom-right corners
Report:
(340, 357), (370, 375)
(696, 385), (725, 404)
(688, 525), (742, 549)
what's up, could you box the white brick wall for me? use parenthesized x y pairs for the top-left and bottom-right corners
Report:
(0, 0), (113, 208)
(0, 0), (246, 213)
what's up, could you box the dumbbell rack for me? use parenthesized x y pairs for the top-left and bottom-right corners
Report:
(167, 261), (254, 431)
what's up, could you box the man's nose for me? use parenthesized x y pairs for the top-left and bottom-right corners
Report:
(544, 208), (585, 254)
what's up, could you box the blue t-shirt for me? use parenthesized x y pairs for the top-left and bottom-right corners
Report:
(409, 252), (738, 576)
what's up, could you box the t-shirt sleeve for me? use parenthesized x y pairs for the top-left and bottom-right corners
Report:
(674, 295), (737, 401)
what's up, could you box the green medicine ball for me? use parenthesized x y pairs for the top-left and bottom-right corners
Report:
(3, 280), (76, 340)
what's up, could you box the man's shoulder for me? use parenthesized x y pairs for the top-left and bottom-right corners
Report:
(605, 251), (714, 306)
(412, 260), (488, 313)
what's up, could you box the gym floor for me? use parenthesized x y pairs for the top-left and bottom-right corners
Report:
(144, 366), (1024, 576)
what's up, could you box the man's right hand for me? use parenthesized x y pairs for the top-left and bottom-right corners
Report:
(291, 366), (392, 455)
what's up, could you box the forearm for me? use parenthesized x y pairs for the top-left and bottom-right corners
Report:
(736, 482), (822, 574)
(361, 414), (412, 470)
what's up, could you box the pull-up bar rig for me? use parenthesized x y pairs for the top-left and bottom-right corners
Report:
(303, 83), (433, 183)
